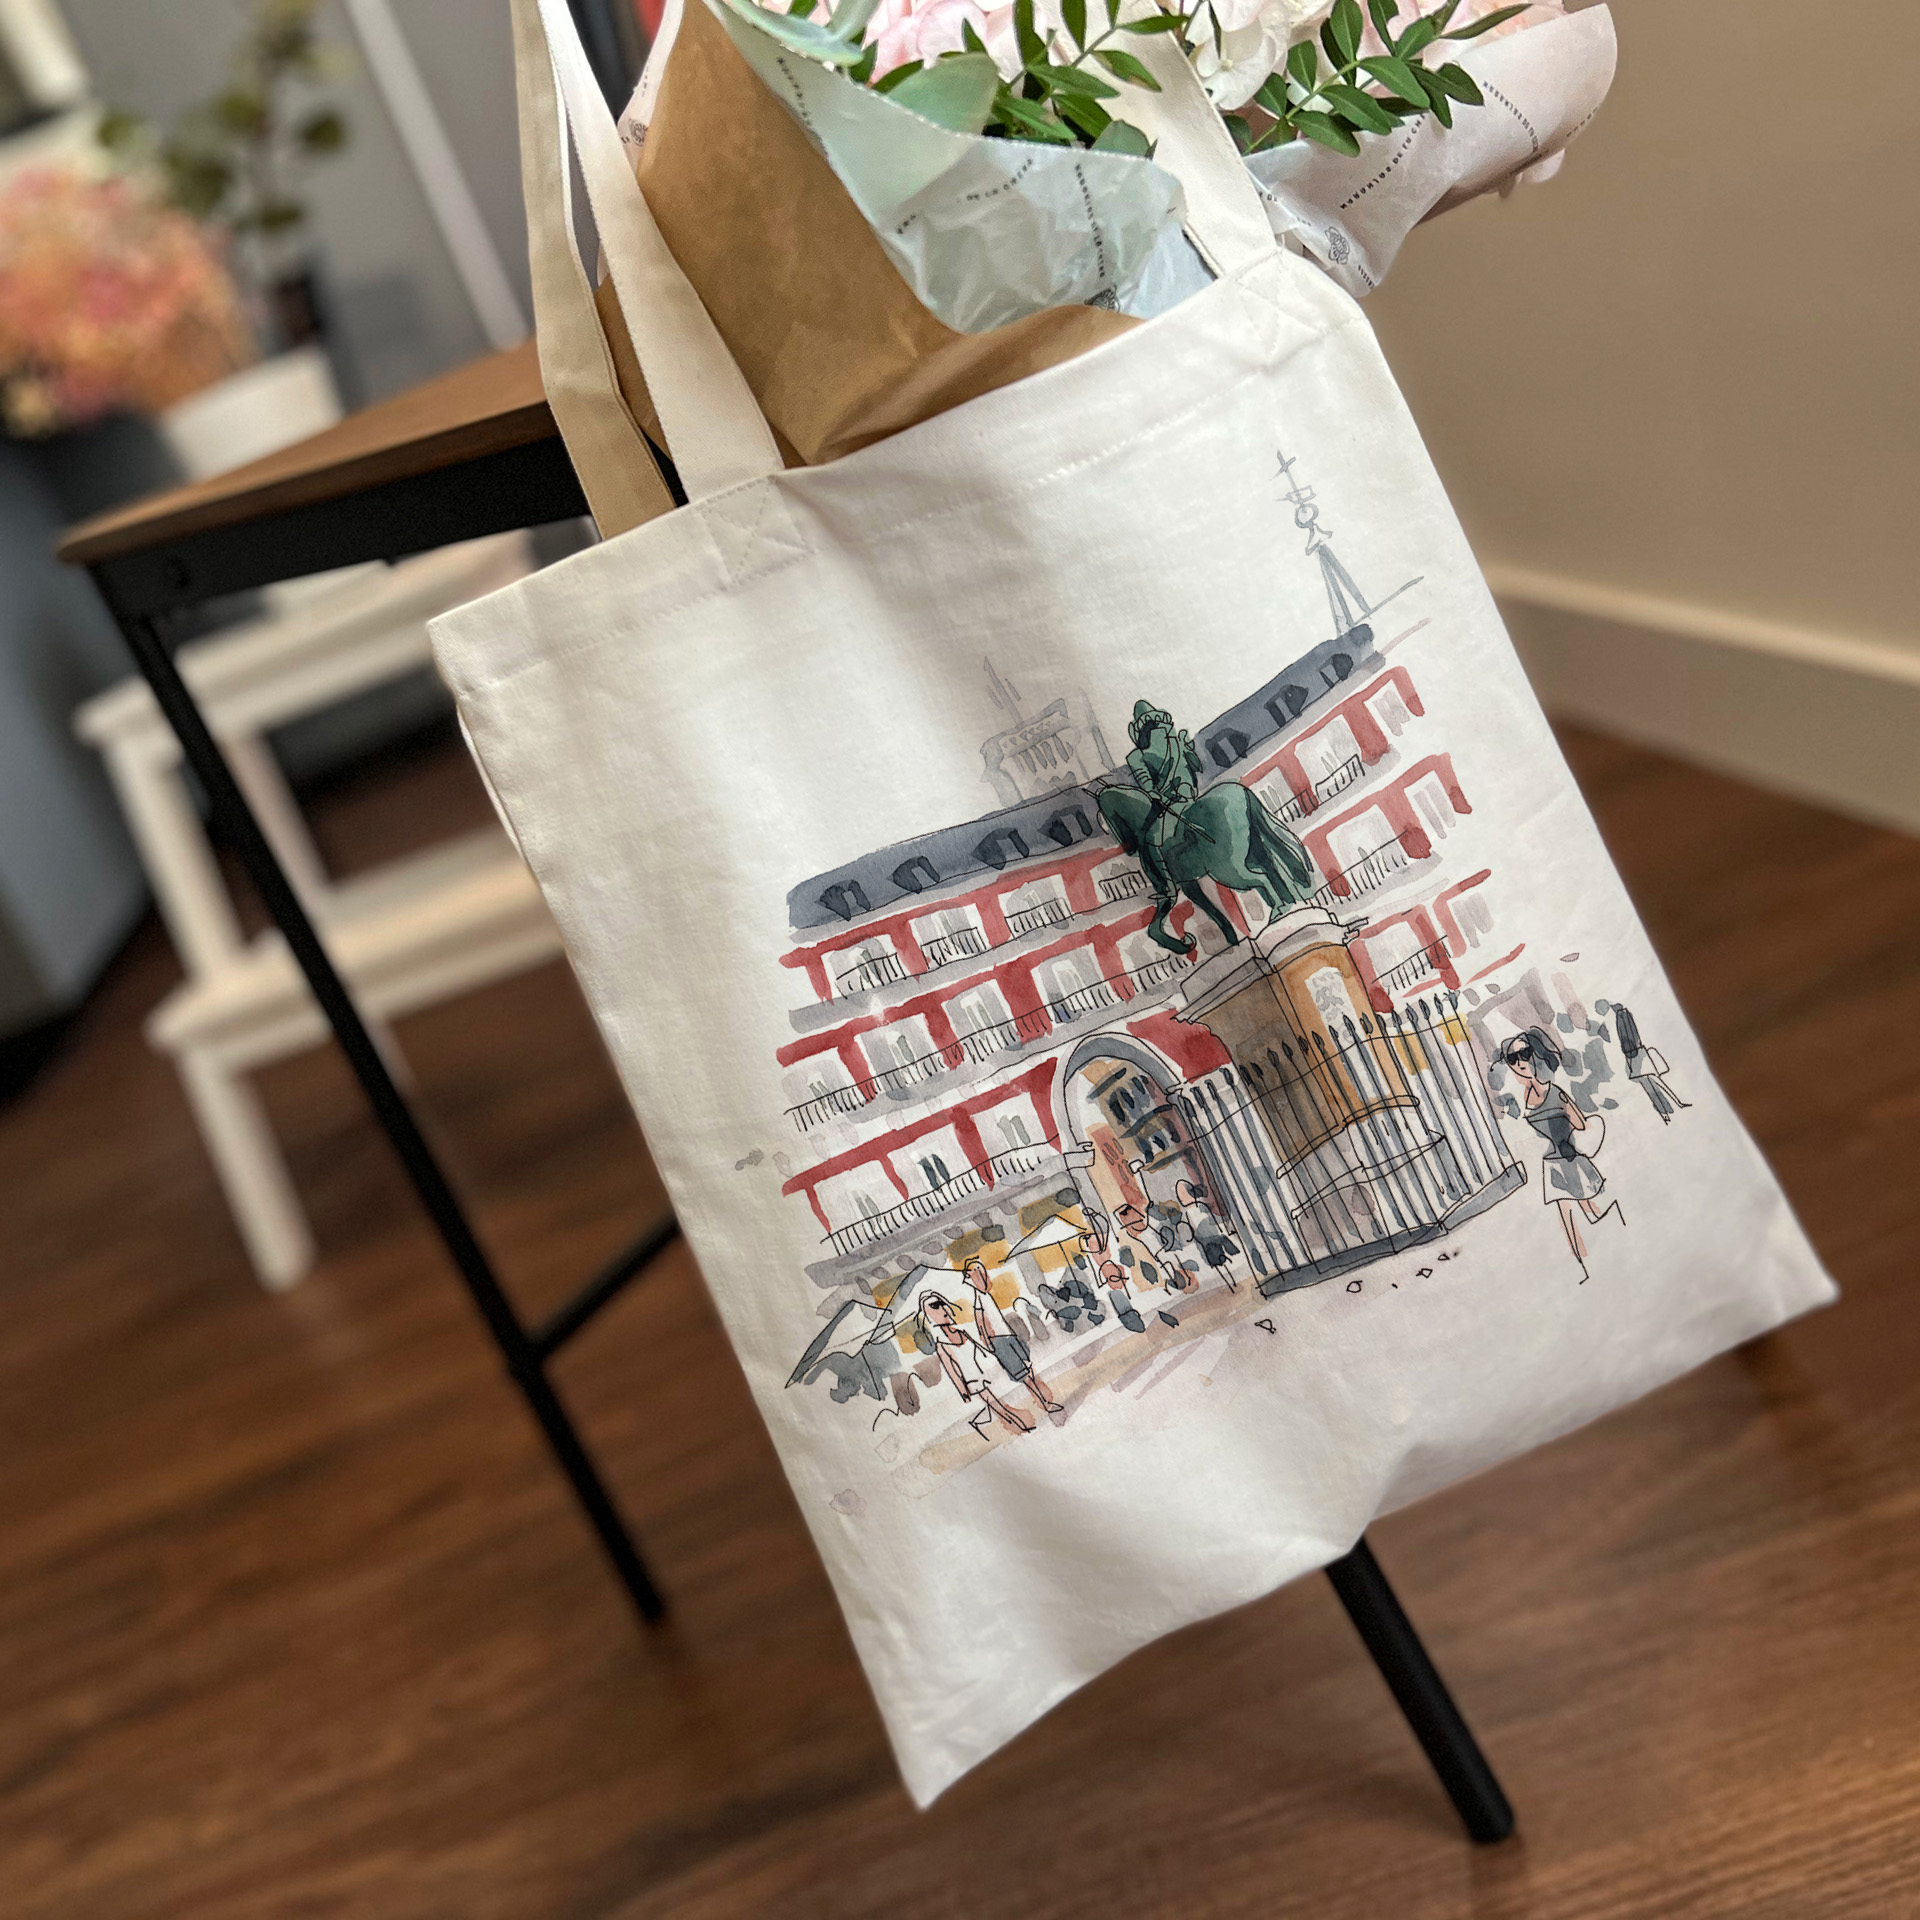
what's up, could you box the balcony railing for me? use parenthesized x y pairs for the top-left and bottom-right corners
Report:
(956, 1006), (1054, 1063)
(1098, 867), (1151, 904)
(836, 949), (910, 996)
(1375, 937), (1451, 999)
(1004, 897), (1071, 940)
(1308, 833), (1417, 910)
(785, 954), (1207, 1132)
(823, 1145), (1062, 1257)
(920, 925), (989, 971)
(1045, 978), (1121, 1024)
(1268, 753), (1369, 827)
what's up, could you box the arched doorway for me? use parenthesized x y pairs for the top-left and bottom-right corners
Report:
(1051, 1032), (1218, 1244)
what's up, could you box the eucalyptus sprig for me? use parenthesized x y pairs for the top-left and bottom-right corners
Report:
(1229, 0), (1528, 157)
(723, 0), (1528, 157)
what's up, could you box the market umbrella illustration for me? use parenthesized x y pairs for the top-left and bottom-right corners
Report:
(1006, 1213), (1087, 1258)
(785, 1264), (957, 1388)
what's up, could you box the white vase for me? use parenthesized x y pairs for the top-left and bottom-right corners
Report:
(156, 345), (343, 484)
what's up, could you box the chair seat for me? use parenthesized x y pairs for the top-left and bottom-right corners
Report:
(148, 828), (562, 1071)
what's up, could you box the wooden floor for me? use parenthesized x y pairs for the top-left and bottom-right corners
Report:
(2, 725), (1916, 1919)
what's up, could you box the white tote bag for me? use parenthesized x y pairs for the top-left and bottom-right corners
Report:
(434, 0), (1835, 1806)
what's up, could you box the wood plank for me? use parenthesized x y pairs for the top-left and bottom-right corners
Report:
(0, 726), (1912, 1917)
(56, 344), (555, 569)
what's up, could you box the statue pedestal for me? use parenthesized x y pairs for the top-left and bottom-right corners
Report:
(1170, 908), (1467, 1292)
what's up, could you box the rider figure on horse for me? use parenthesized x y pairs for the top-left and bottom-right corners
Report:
(1127, 700), (1202, 910)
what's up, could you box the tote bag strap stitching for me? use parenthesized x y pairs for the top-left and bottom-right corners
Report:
(513, 0), (783, 510)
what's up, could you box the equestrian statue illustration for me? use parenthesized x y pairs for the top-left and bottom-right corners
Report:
(1097, 701), (1320, 956)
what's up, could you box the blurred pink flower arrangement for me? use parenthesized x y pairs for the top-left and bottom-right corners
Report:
(0, 166), (255, 439)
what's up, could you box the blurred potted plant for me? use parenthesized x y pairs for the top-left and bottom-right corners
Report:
(97, 0), (350, 354)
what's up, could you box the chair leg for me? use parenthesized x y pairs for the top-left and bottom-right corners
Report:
(175, 1049), (316, 1290)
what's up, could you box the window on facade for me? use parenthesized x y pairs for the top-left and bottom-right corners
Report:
(1367, 682), (1414, 738)
(1454, 891), (1494, 948)
(1302, 716), (1362, 786)
(1409, 773), (1456, 842)
(1328, 807), (1395, 872)
(919, 1154), (952, 1189)
(999, 1114), (1031, 1149)
(856, 1192), (883, 1220)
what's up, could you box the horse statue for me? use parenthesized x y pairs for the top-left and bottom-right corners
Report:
(1097, 700), (1321, 956)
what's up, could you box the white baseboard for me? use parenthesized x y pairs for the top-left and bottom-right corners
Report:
(1487, 564), (1920, 838)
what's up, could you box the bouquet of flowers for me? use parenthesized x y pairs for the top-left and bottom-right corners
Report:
(0, 166), (254, 439)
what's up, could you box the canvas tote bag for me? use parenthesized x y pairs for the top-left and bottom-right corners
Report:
(433, 0), (1836, 1806)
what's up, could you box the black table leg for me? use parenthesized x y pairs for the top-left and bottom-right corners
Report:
(108, 603), (668, 1624)
(1325, 1536), (1515, 1842)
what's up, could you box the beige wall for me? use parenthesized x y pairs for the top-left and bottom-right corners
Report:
(1364, 0), (1919, 827)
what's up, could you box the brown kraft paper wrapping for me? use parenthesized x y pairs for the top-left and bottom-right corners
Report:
(595, 0), (1139, 503)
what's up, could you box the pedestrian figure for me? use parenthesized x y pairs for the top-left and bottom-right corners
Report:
(1498, 1027), (1623, 1275)
(1176, 1178), (1240, 1292)
(1614, 1002), (1689, 1123)
(963, 1259), (1064, 1417)
(1086, 1217), (1148, 1335)
(919, 1292), (1031, 1436)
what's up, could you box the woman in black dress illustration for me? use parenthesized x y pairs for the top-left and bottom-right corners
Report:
(1498, 1027), (1622, 1273)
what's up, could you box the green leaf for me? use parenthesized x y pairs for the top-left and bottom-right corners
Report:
(1359, 52), (1425, 99)
(1425, 79), (1452, 125)
(1323, 82), (1397, 132)
(1106, 0), (1119, 24)
(1092, 116), (1153, 155)
(1366, 0), (1400, 43)
(1014, 0), (1045, 67)
(1428, 60), (1482, 104)
(1428, 0), (1461, 29)
(296, 107), (346, 153)
(1253, 72), (1291, 119)
(787, 0), (816, 16)
(992, 88), (1078, 142)
(214, 86), (267, 137)
(1035, 60), (1121, 96)
(872, 56), (924, 90)
(1224, 110), (1253, 153)
(1249, 116), (1298, 150)
(887, 50), (1001, 130)
(1092, 46), (1161, 87)
(1117, 10), (1187, 28)
(711, 0), (876, 66)
(1062, 0), (1086, 46)
(1294, 109), (1360, 155)
(1055, 88), (1111, 137)
(1330, 0), (1365, 59)
(95, 107), (146, 150)
(962, 18), (987, 51)
(1286, 38), (1319, 92)
(1396, 15), (1438, 56)
(849, 40), (878, 82)
(1444, 2), (1527, 36)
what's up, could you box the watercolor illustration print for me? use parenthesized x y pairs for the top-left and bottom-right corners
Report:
(1097, 700), (1319, 956)
(1177, 1178), (1241, 1293)
(1084, 1214), (1149, 1335)
(962, 1258), (1065, 1418)
(1613, 1002), (1690, 1124)
(1498, 1026), (1624, 1277)
(919, 1290), (1033, 1436)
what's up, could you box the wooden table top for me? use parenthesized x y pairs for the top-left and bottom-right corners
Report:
(56, 342), (553, 570)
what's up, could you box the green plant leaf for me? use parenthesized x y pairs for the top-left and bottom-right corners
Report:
(1428, 0), (1461, 30)
(992, 88), (1078, 142)
(296, 107), (346, 152)
(787, 0), (817, 17)
(1323, 82), (1396, 132)
(887, 51), (1001, 130)
(872, 56), (924, 90)
(1106, 0), (1120, 24)
(1286, 38), (1319, 91)
(849, 40), (878, 82)
(1092, 46), (1161, 87)
(1055, 88), (1111, 137)
(1036, 60), (1121, 96)
(1366, 0), (1400, 43)
(1224, 110), (1253, 153)
(1118, 11), (1187, 29)
(1444, 2), (1527, 36)
(214, 86), (266, 137)
(1294, 109), (1361, 155)
(1396, 15), (1438, 56)
(95, 107), (145, 150)
(1014, 0), (1046, 67)
(1092, 116), (1153, 155)
(1358, 52), (1425, 99)
(1425, 79), (1452, 125)
(1330, 0), (1365, 59)
(1062, 0), (1086, 46)
(1428, 60), (1482, 103)
(1253, 72), (1291, 118)
(962, 18), (987, 51)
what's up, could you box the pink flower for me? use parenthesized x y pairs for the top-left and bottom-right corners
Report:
(865, 0), (1013, 77)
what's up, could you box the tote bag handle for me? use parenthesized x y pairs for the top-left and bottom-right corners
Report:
(511, 0), (783, 529)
